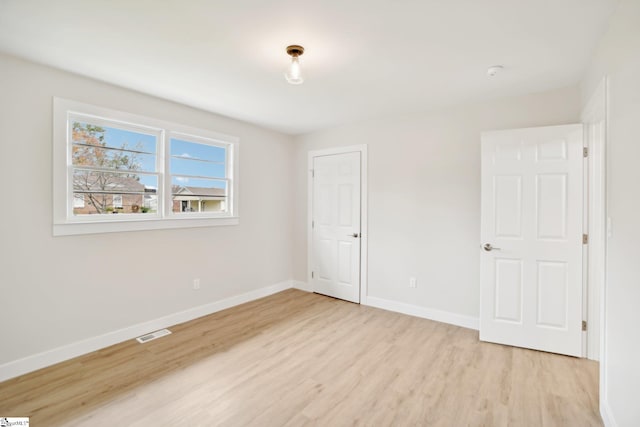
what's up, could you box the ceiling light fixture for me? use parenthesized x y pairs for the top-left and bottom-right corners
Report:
(285, 45), (305, 85)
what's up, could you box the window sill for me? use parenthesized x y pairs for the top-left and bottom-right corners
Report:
(53, 216), (239, 236)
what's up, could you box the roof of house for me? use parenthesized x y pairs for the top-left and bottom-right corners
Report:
(172, 185), (226, 198)
(74, 175), (146, 193)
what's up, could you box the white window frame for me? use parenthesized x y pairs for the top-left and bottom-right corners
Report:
(53, 98), (239, 236)
(167, 131), (234, 219)
(66, 113), (163, 222)
(112, 194), (123, 209)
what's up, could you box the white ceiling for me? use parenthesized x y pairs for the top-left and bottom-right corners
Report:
(0, 0), (617, 135)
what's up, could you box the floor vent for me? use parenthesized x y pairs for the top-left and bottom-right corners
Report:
(136, 328), (172, 344)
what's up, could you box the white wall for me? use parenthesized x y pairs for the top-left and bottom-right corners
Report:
(0, 53), (294, 367)
(582, 1), (640, 425)
(293, 86), (581, 319)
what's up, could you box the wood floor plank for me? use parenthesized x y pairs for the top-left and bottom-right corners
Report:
(0, 289), (601, 426)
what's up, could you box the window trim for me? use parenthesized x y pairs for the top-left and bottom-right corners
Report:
(53, 97), (239, 236)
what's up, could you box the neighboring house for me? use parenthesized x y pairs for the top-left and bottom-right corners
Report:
(73, 179), (222, 215)
(171, 185), (226, 213)
(73, 176), (155, 215)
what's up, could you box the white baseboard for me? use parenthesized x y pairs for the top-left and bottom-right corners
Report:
(0, 280), (293, 382)
(365, 296), (479, 330)
(600, 396), (618, 427)
(292, 280), (312, 292)
(284, 283), (476, 330)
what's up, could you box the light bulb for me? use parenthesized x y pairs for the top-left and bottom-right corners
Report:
(285, 56), (304, 85)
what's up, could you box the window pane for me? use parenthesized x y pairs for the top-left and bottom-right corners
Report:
(170, 156), (225, 178)
(73, 170), (158, 215)
(171, 177), (227, 213)
(72, 121), (157, 172)
(171, 138), (225, 163)
(170, 138), (226, 180)
(73, 194), (85, 208)
(72, 145), (157, 172)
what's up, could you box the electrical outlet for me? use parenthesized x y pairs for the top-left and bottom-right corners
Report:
(193, 278), (200, 290)
(409, 277), (417, 288)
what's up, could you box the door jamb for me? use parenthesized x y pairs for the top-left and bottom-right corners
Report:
(307, 144), (368, 304)
(581, 77), (608, 363)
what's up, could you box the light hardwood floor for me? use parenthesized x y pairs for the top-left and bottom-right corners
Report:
(0, 289), (601, 426)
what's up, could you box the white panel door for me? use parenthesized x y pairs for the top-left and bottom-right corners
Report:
(480, 124), (584, 357)
(311, 152), (361, 303)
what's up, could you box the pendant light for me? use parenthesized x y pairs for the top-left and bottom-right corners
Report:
(285, 45), (304, 85)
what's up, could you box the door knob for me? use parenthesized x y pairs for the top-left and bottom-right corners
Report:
(483, 243), (501, 251)
(349, 233), (360, 238)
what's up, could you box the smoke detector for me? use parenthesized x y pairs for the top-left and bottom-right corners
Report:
(487, 65), (504, 77)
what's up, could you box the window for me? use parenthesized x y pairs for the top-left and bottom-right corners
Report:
(70, 119), (159, 217)
(54, 98), (239, 236)
(112, 195), (123, 209)
(170, 137), (229, 214)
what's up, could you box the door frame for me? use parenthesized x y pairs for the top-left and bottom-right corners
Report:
(307, 144), (368, 304)
(582, 77), (608, 363)
(581, 78), (608, 420)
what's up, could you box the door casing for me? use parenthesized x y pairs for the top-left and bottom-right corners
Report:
(581, 77), (608, 419)
(582, 78), (608, 362)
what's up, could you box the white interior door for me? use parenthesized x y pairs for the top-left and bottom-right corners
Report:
(311, 151), (361, 303)
(480, 124), (584, 357)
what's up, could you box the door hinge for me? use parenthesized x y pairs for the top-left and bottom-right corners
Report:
(312, 220), (315, 228)
(583, 234), (589, 244)
(311, 271), (314, 279)
(583, 147), (589, 158)
(311, 169), (315, 178)
(582, 320), (587, 331)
